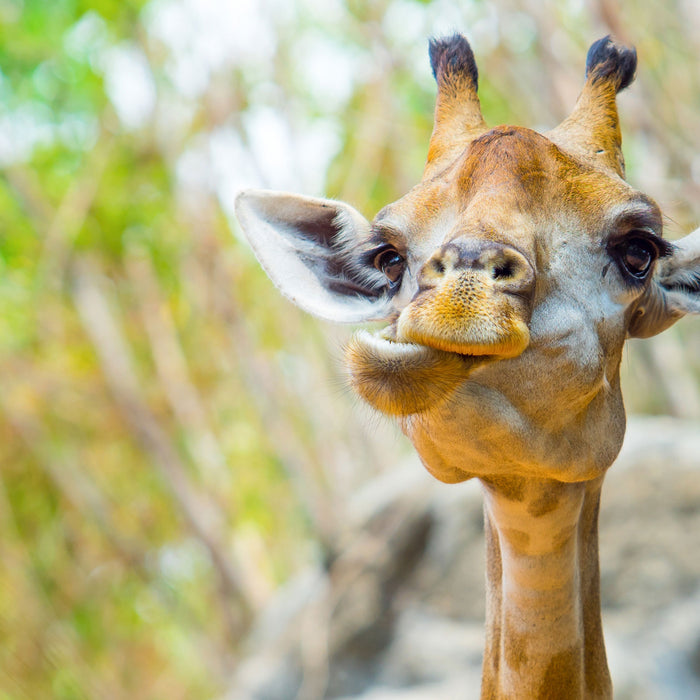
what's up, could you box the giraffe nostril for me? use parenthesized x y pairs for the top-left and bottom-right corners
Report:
(421, 241), (535, 294)
(432, 258), (446, 275)
(492, 260), (515, 280)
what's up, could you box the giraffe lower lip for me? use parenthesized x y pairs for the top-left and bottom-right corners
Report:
(367, 329), (496, 363)
(368, 329), (475, 359)
(345, 329), (492, 416)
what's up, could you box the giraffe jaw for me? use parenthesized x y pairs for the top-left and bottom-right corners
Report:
(345, 329), (492, 416)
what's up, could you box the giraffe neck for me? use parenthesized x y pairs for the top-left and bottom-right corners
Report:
(479, 475), (611, 700)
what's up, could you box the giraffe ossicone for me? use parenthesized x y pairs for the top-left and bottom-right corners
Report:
(235, 33), (700, 700)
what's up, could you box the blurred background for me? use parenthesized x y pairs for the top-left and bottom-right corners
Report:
(1, 0), (700, 698)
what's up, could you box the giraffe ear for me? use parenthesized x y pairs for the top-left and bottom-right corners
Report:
(234, 189), (394, 323)
(628, 228), (700, 338)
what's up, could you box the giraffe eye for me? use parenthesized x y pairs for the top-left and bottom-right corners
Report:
(612, 234), (660, 280)
(622, 241), (653, 276)
(373, 247), (405, 285)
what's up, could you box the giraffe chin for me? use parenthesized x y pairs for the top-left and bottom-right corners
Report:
(345, 329), (493, 416)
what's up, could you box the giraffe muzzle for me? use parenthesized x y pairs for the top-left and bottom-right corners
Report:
(397, 239), (536, 357)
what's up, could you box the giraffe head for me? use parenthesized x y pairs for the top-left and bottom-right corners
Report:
(235, 35), (700, 485)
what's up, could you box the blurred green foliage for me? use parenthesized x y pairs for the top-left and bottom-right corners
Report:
(0, 0), (699, 697)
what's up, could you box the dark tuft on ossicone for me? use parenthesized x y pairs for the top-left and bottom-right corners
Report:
(585, 36), (637, 92)
(429, 33), (479, 90)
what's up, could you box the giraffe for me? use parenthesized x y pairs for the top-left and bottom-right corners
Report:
(235, 34), (700, 699)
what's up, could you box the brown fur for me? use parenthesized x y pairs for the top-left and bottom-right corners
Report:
(528, 484), (564, 517)
(539, 645), (584, 699)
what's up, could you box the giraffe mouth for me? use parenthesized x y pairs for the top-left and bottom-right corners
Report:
(345, 329), (493, 416)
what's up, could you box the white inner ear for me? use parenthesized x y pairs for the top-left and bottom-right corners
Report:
(234, 189), (393, 324)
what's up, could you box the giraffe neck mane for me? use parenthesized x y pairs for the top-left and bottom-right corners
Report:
(479, 476), (611, 699)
